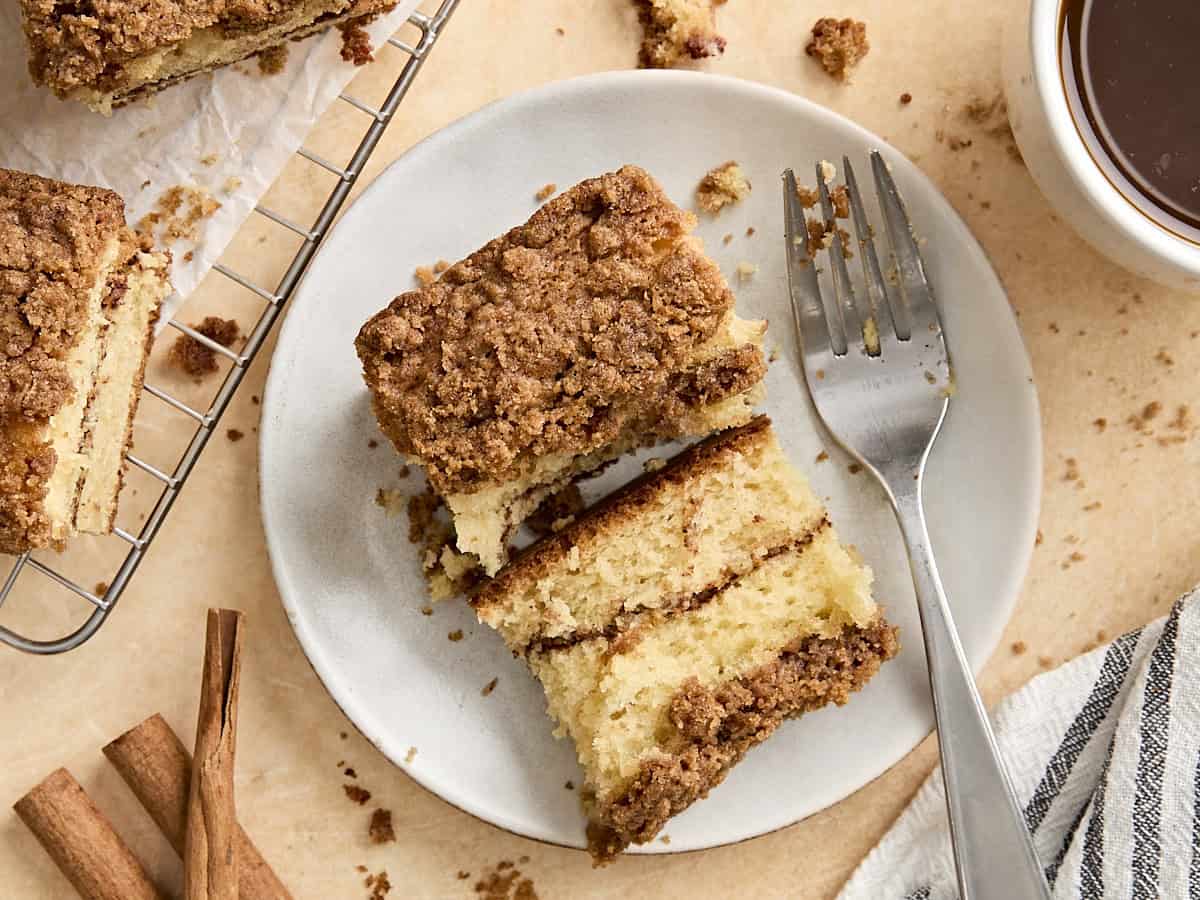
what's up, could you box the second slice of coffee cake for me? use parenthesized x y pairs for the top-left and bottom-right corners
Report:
(357, 166), (767, 575)
(472, 417), (899, 861)
(1, 169), (170, 555)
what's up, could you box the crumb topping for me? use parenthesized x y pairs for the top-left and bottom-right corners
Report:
(338, 19), (375, 65)
(257, 44), (289, 75)
(635, 0), (726, 69)
(357, 166), (757, 495)
(696, 161), (751, 214)
(806, 17), (869, 81)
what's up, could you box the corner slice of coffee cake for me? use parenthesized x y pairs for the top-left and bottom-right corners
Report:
(1, 168), (170, 555)
(356, 165), (767, 576)
(472, 416), (899, 861)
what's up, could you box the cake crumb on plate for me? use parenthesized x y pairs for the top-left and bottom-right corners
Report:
(697, 161), (750, 213)
(368, 808), (395, 844)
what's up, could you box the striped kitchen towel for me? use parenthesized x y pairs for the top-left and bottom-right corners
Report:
(839, 590), (1199, 900)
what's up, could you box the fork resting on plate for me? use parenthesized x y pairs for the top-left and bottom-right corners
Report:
(782, 152), (1050, 900)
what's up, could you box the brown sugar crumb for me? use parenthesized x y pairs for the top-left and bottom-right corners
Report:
(947, 135), (974, 152)
(1035, 529), (1044, 546)
(226, 428), (244, 442)
(1168, 405), (1192, 432)
(1093, 417), (1107, 432)
(847, 463), (863, 474)
(962, 94), (1023, 164)
(1155, 348), (1175, 367)
(1063, 458), (1080, 482)
(526, 483), (585, 537)
(806, 18), (869, 81)
(404, 746), (417, 764)
(1143, 401), (1163, 421)
(806, 218), (833, 255)
(795, 184), (820, 208)
(473, 860), (541, 900)
(481, 677), (499, 697)
(1011, 640), (1027, 655)
(368, 808), (396, 845)
(375, 488), (405, 516)
(398, 464), (411, 477)
(420, 605), (433, 616)
(137, 185), (221, 243)
(1038, 655), (1054, 669)
(829, 185), (850, 218)
(535, 184), (557, 202)
(365, 869), (392, 900)
(900, 92), (913, 105)
(1083, 501), (1102, 512)
(696, 161), (751, 214)
(94, 582), (109, 596)
(458, 871), (472, 880)
(182, 250), (195, 263)
(257, 45), (288, 75)
(338, 20), (375, 66)
(368, 439), (378, 448)
(555, 26), (565, 35)
(340, 731), (349, 740)
(635, 0), (726, 69)
(564, 781), (575, 790)
(815, 451), (829, 463)
(722, 233), (733, 245)
(448, 629), (464, 642)
(344, 784), (372, 806)
(170, 317), (240, 378)
(746, 227), (756, 237)
(344, 767), (358, 778)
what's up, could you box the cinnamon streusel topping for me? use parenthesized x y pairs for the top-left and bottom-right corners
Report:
(357, 165), (756, 496)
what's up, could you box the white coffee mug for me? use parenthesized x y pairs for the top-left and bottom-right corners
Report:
(1003, 0), (1200, 292)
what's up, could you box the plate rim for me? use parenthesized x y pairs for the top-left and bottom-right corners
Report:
(260, 68), (1043, 855)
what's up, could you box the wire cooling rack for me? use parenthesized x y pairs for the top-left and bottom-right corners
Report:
(0, 0), (461, 654)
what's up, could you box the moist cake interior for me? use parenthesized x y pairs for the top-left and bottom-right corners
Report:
(473, 417), (898, 860)
(74, 252), (168, 532)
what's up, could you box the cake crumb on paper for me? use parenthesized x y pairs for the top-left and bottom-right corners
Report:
(257, 45), (288, 75)
(368, 809), (396, 845)
(535, 183), (557, 201)
(404, 746), (417, 764)
(344, 784), (371, 806)
(338, 20), (375, 65)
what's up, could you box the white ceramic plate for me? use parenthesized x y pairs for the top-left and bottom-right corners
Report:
(260, 71), (1041, 854)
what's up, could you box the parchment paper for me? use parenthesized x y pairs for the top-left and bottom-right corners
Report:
(0, 0), (421, 323)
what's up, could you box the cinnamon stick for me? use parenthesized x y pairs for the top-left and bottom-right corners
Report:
(185, 608), (244, 900)
(104, 714), (292, 900)
(13, 767), (164, 900)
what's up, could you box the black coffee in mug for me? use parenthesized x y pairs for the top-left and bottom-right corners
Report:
(1060, 0), (1200, 242)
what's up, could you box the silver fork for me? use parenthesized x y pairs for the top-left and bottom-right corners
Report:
(783, 152), (1050, 900)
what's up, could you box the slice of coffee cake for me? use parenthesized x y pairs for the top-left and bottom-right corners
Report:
(1, 169), (170, 555)
(473, 416), (898, 861)
(357, 165), (767, 575)
(20, 0), (397, 113)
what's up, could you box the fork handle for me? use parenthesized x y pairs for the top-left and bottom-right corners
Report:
(888, 479), (1051, 900)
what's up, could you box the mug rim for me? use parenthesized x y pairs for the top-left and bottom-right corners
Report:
(1030, 0), (1200, 270)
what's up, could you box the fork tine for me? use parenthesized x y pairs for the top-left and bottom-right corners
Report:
(843, 156), (909, 344)
(870, 151), (943, 339)
(783, 169), (843, 358)
(816, 164), (863, 356)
